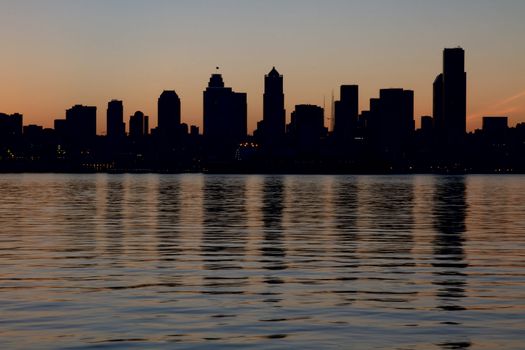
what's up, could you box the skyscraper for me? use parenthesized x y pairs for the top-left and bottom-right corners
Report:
(287, 104), (326, 154)
(367, 89), (414, 159)
(203, 73), (247, 159)
(129, 111), (145, 138)
(334, 85), (358, 141)
(433, 48), (467, 150)
(65, 105), (97, 144)
(158, 90), (181, 139)
(262, 67), (285, 147)
(107, 100), (125, 140)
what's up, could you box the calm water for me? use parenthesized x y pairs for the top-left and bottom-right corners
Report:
(0, 174), (524, 350)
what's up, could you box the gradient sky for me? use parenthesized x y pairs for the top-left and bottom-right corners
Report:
(1, 0), (525, 134)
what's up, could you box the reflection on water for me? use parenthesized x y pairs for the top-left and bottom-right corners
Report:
(433, 177), (468, 312)
(202, 177), (249, 295)
(261, 176), (287, 280)
(433, 177), (470, 349)
(0, 174), (525, 349)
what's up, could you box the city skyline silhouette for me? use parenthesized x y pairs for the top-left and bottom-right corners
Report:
(1, 47), (525, 173)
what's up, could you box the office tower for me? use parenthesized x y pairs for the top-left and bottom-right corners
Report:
(65, 105), (97, 143)
(433, 48), (467, 148)
(262, 67), (285, 146)
(107, 100), (125, 139)
(129, 111), (145, 138)
(367, 89), (414, 158)
(203, 73), (247, 158)
(158, 90), (181, 139)
(287, 104), (326, 153)
(334, 85), (358, 140)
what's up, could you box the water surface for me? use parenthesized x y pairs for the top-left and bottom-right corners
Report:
(0, 174), (524, 349)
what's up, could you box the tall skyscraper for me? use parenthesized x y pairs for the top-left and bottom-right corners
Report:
(203, 73), (247, 158)
(433, 48), (467, 150)
(107, 100), (125, 140)
(334, 85), (358, 141)
(158, 90), (181, 139)
(262, 67), (285, 147)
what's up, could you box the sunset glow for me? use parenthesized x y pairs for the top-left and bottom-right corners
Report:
(1, 0), (525, 133)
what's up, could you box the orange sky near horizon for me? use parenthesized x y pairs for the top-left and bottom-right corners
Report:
(1, 0), (525, 134)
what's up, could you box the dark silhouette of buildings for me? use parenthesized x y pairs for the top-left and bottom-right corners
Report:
(65, 105), (97, 144)
(107, 100), (125, 140)
(158, 90), (181, 140)
(334, 85), (359, 142)
(54, 119), (67, 141)
(433, 74), (444, 138)
(129, 111), (147, 138)
(482, 116), (508, 144)
(287, 104), (327, 155)
(421, 116), (434, 132)
(144, 115), (149, 136)
(203, 73), (247, 160)
(434, 48), (467, 154)
(3, 47), (525, 173)
(0, 113), (23, 141)
(366, 88), (414, 162)
(260, 67), (286, 150)
(482, 116), (507, 134)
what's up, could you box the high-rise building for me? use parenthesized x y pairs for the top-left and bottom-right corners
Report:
(158, 90), (181, 139)
(203, 73), (247, 158)
(433, 48), (467, 149)
(65, 105), (97, 144)
(262, 67), (285, 146)
(367, 89), (414, 158)
(107, 100), (125, 140)
(334, 85), (358, 141)
(129, 111), (145, 138)
(287, 104), (326, 153)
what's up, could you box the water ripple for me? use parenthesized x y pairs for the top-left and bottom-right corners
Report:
(0, 174), (524, 349)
